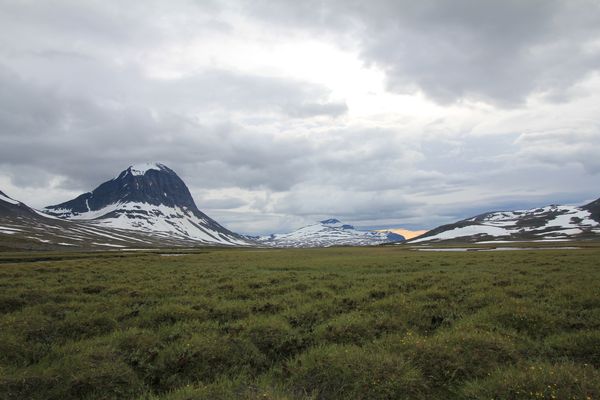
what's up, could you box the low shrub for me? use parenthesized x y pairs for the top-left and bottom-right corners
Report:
(138, 304), (206, 328)
(151, 332), (267, 390)
(314, 311), (378, 344)
(236, 316), (305, 362)
(461, 362), (600, 399)
(115, 328), (163, 384)
(205, 301), (251, 323)
(283, 301), (339, 331)
(57, 312), (118, 340)
(379, 329), (520, 393)
(1, 312), (59, 345)
(0, 294), (26, 313)
(0, 333), (38, 367)
(472, 301), (559, 338)
(544, 330), (600, 367)
(281, 344), (424, 400)
(138, 376), (313, 400)
(0, 342), (143, 400)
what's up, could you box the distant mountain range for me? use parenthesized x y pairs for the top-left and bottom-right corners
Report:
(409, 198), (600, 243)
(1, 164), (402, 250)
(256, 218), (405, 247)
(1, 163), (599, 249)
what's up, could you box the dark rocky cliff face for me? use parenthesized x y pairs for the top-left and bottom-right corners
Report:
(45, 164), (198, 214)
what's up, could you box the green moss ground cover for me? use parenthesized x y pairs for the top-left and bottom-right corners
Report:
(0, 245), (599, 399)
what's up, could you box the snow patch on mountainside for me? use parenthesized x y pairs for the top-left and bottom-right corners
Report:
(411, 225), (513, 243)
(44, 203), (120, 219)
(66, 202), (248, 246)
(0, 226), (21, 234)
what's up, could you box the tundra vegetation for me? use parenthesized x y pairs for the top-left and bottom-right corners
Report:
(0, 245), (599, 399)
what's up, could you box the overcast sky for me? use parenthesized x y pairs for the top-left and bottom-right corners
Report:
(1, 0), (600, 235)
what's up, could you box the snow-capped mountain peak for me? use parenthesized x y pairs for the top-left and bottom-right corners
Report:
(42, 164), (251, 246)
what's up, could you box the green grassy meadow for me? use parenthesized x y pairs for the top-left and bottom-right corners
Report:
(1, 245), (599, 399)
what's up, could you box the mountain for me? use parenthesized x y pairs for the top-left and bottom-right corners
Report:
(258, 218), (405, 247)
(42, 163), (251, 246)
(1, 189), (246, 250)
(410, 198), (600, 243)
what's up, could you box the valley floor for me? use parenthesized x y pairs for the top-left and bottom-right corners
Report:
(1, 244), (600, 399)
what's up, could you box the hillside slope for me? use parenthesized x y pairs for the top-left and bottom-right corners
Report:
(411, 198), (600, 243)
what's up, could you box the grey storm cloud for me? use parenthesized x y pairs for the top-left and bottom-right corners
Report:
(1, 0), (599, 234)
(0, 60), (343, 192)
(245, 0), (600, 105)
